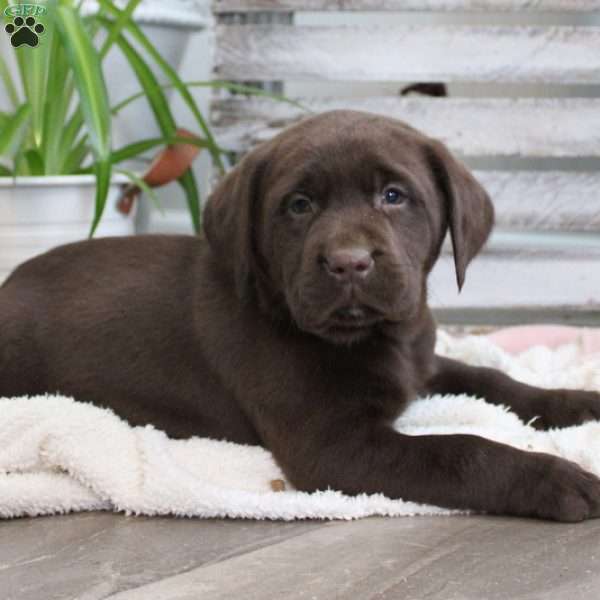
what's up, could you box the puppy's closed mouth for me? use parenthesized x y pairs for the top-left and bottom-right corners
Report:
(324, 305), (384, 340)
(331, 304), (381, 324)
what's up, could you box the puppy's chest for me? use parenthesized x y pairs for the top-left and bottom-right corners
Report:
(330, 346), (423, 422)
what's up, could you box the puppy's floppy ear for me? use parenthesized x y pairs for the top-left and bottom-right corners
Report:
(203, 148), (267, 300)
(426, 140), (494, 291)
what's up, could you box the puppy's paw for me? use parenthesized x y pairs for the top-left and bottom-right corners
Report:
(510, 454), (600, 522)
(529, 390), (600, 430)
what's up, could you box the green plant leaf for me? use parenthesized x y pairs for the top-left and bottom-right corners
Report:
(112, 80), (309, 117)
(97, 2), (223, 173)
(98, 0), (141, 59)
(0, 103), (31, 158)
(0, 53), (20, 109)
(54, 0), (140, 174)
(55, 6), (111, 160)
(23, 149), (45, 175)
(13, 0), (55, 148)
(102, 28), (202, 232)
(111, 135), (209, 165)
(116, 167), (164, 216)
(63, 135), (90, 174)
(0, 164), (12, 176)
(54, 4), (112, 235)
(92, 158), (112, 237)
(41, 29), (76, 174)
(58, 109), (86, 172)
(178, 169), (201, 233)
(106, 29), (176, 135)
(75, 135), (211, 173)
(110, 137), (176, 165)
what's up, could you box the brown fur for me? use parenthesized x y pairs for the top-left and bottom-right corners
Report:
(2, 111), (600, 521)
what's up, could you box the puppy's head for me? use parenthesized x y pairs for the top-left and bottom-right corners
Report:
(204, 110), (493, 345)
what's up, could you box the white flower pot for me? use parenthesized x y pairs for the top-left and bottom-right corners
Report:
(0, 175), (135, 283)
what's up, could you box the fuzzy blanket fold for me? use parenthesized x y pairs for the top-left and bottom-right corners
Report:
(1, 330), (600, 520)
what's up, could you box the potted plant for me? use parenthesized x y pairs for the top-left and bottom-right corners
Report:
(0, 0), (223, 282)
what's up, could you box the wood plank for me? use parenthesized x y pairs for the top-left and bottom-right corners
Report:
(214, 0), (600, 13)
(212, 96), (600, 157)
(104, 518), (600, 600)
(480, 172), (600, 232)
(434, 307), (600, 326)
(0, 513), (326, 600)
(215, 25), (600, 83)
(431, 231), (600, 321)
(429, 250), (600, 311)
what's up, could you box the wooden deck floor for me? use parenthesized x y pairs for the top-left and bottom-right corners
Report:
(2, 513), (600, 599)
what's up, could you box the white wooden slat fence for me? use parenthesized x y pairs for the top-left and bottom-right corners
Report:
(468, 172), (600, 232)
(211, 1), (600, 324)
(214, 1), (600, 14)
(212, 97), (600, 156)
(215, 25), (600, 84)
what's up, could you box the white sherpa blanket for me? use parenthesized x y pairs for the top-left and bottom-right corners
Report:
(2, 330), (600, 520)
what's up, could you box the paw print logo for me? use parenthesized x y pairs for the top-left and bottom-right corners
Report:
(5, 16), (45, 48)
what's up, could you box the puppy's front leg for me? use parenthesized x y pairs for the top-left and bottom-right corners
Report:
(267, 417), (600, 522)
(427, 356), (600, 430)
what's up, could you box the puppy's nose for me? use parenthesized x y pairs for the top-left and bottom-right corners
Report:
(322, 247), (374, 281)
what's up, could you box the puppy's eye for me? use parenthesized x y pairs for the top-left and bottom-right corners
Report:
(382, 186), (409, 206)
(288, 194), (314, 215)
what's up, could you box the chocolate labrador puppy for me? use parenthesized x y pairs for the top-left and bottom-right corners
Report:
(2, 110), (600, 521)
